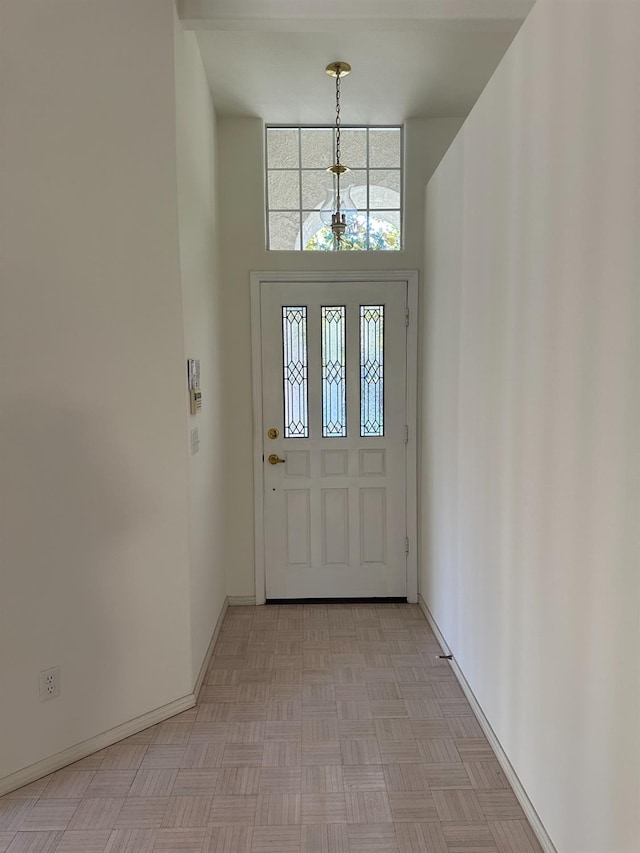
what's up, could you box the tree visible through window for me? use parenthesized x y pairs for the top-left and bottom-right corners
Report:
(266, 127), (402, 251)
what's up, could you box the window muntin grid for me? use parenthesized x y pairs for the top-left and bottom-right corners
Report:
(321, 306), (347, 438)
(266, 126), (403, 252)
(282, 306), (309, 438)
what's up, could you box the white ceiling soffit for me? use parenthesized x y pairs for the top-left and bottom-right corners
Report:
(178, 0), (535, 32)
(179, 0), (536, 122)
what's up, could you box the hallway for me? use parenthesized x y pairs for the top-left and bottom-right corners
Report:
(0, 604), (542, 852)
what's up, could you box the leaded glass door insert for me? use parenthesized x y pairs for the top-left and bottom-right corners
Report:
(260, 280), (408, 599)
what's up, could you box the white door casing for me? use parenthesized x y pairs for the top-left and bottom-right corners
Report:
(251, 271), (418, 603)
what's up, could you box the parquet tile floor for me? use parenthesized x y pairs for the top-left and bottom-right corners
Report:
(0, 604), (544, 852)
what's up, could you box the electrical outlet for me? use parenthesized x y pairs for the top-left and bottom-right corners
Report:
(39, 666), (60, 701)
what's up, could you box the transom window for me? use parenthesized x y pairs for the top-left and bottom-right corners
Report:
(266, 126), (403, 251)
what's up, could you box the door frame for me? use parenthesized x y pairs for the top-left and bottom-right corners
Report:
(250, 270), (419, 605)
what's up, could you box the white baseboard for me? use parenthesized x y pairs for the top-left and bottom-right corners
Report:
(228, 595), (256, 606)
(0, 596), (231, 798)
(417, 594), (557, 853)
(193, 596), (229, 700)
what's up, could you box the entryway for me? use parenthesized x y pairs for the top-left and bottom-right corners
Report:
(251, 272), (418, 603)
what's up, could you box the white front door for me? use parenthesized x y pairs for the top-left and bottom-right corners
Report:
(259, 280), (409, 599)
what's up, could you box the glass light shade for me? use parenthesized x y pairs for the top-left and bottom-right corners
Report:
(319, 184), (358, 228)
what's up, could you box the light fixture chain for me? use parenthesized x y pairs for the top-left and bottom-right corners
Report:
(335, 68), (341, 167)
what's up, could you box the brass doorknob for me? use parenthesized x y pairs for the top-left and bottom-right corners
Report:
(268, 454), (286, 465)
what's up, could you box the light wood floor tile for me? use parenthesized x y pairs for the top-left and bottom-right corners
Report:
(0, 833), (15, 853)
(383, 765), (429, 793)
(116, 798), (169, 829)
(172, 771), (220, 797)
(264, 722), (302, 741)
(417, 738), (461, 764)
(5, 831), (62, 853)
(394, 821), (448, 853)
(18, 800), (80, 831)
(188, 723), (228, 743)
(152, 827), (206, 851)
(301, 824), (349, 853)
(476, 791), (525, 821)
(489, 820), (544, 853)
(438, 699), (473, 717)
(0, 802), (37, 832)
(160, 797), (211, 829)
(67, 799), (124, 831)
(221, 745), (263, 767)
(104, 828), (158, 852)
(377, 741), (422, 765)
(388, 791), (438, 822)
(367, 683), (401, 701)
(374, 719), (414, 741)
(226, 723), (265, 745)
(455, 739), (495, 762)
(302, 719), (339, 743)
(258, 769), (302, 793)
(202, 826), (253, 853)
(236, 685), (270, 704)
(441, 821), (499, 853)
(302, 702), (338, 719)
(267, 701), (302, 722)
(341, 766), (386, 792)
(251, 826), (301, 852)
(432, 790), (484, 822)
(207, 796), (257, 826)
(463, 762), (509, 790)
(180, 745), (224, 770)
(423, 764), (472, 790)
(337, 721), (376, 739)
(301, 794), (346, 824)
(152, 725), (193, 747)
(199, 687), (237, 704)
(214, 768), (260, 796)
(410, 721), (452, 740)
(101, 747), (148, 772)
(262, 742), (301, 767)
(40, 772), (94, 800)
(51, 830), (111, 852)
(129, 770), (178, 798)
(446, 717), (484, 739)
(301, 745), (341, 766)
(86, 772), (136, 798)
(347, 823), (399, 852)
(255, 793), (301, 826)
(340, 739), (381, 765)
(346, 791), (392, 823)
(301, 767), (343, 794)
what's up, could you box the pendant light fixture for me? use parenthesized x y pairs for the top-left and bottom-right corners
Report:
(325, 61), (354, 250)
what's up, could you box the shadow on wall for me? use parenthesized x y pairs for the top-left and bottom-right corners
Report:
(0, 398), (154, 774)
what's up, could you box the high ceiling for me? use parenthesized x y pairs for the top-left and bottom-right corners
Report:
(178, 0), (535, 123)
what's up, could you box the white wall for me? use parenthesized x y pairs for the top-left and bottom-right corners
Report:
(0, 0), (226, 783)
(174, 12), (228, 684)
(218, 116), (463, 598)
(422, 1), (640, 851)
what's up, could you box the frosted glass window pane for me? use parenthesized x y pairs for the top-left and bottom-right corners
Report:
(360, 305), (384, 437)
(368, 210), (400, 251)
(267, 128), (300, 168)
(301, 170), (333, 209)
(268, 170), (300, 210)
(369, 171), (401, 209)
(283, 307), (309, 438)
(301, 128), (334, 167)
(269, 212), (301, 250)
(340, 129), (367, 168)
(369, 128), (401, 167)
(322, 307), (347, 438)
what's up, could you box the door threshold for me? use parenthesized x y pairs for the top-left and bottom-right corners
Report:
(266, 597), (408, 605)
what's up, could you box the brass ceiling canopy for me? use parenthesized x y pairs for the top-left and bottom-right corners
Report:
(325, 61), (352, 78)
